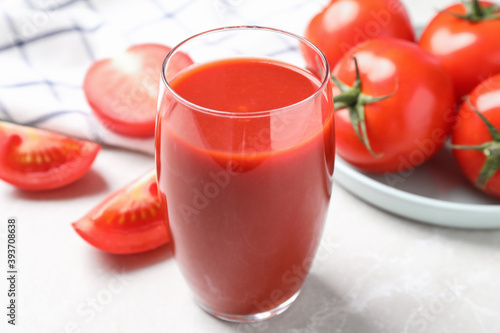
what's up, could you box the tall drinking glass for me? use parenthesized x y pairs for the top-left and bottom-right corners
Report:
(156, 26), (335, 322)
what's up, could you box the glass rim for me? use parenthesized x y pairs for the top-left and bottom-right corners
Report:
(160, 25), (330, 118)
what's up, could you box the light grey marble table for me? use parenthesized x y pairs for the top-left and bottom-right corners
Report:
(1, 147), (499, 333)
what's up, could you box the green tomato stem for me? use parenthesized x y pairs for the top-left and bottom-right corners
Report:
(451, 99), (500, 188)
(333, 90), (359, 106)
(469, 0), (485, 18)
(332, 57), (396, 158)
(449, 142), (492, 151)
(448, 0), (500, 21)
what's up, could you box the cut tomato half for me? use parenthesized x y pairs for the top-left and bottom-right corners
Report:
(83, 43), (193, 137)
(72, 169), (169, 254)
(0, 121), (100, 191)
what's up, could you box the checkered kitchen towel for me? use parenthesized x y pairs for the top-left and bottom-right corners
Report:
(0, 0), (326, 155)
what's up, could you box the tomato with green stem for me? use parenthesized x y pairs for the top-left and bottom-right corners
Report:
(419, 0), (500, 99)
(0, 121), (100, 191)
(303, 0), (414, 69)
(332, 38), (455, 174)
(451, 75), (500, 199)
(72, 169), (169, 254)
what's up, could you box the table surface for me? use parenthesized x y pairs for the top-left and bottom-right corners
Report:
(2, 1), (500, 333)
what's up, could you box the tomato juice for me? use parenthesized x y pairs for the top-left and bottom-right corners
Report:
(156, 57), (335, 315)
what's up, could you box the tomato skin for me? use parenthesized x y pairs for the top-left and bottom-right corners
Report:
(72, 169), (169, 254)
(451, 75), (500, 199)
(332, 38), (456, 173)
(0, 122), (100, 191)
(419, 2), (500, 99)
(304, 0), (414, 69)
(83, 44), (193, 138)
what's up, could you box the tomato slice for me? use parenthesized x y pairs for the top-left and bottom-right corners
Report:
(72, 169), (169, 254)
(83, 43), (193, 138)
(0, 121), (100, 191)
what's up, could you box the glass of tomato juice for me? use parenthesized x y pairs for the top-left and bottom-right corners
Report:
(156, 26), (335, 322)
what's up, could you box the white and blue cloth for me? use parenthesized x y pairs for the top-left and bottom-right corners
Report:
(0, 0), (325, 155)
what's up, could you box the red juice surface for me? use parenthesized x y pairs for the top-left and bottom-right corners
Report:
(156, 57), (335, 315)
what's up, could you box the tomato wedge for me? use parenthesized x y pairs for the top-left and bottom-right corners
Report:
(0, 121), (100, 191)
(72, 169), (169, 254)
(83, 43), (193, 137)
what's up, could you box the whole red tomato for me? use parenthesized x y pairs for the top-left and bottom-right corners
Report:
(332, 38), (455, 174)
(451, 75), (500, 199)
(419, 0), (500, 99)
(304, 0), (414, 69)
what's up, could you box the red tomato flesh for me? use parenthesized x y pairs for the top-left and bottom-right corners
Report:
(0, 121), (100, 191)
(83, 43), (193, 137)
(72, 169), (169, 254)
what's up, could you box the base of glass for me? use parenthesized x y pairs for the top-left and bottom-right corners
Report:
(197, 289), (301, 323)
